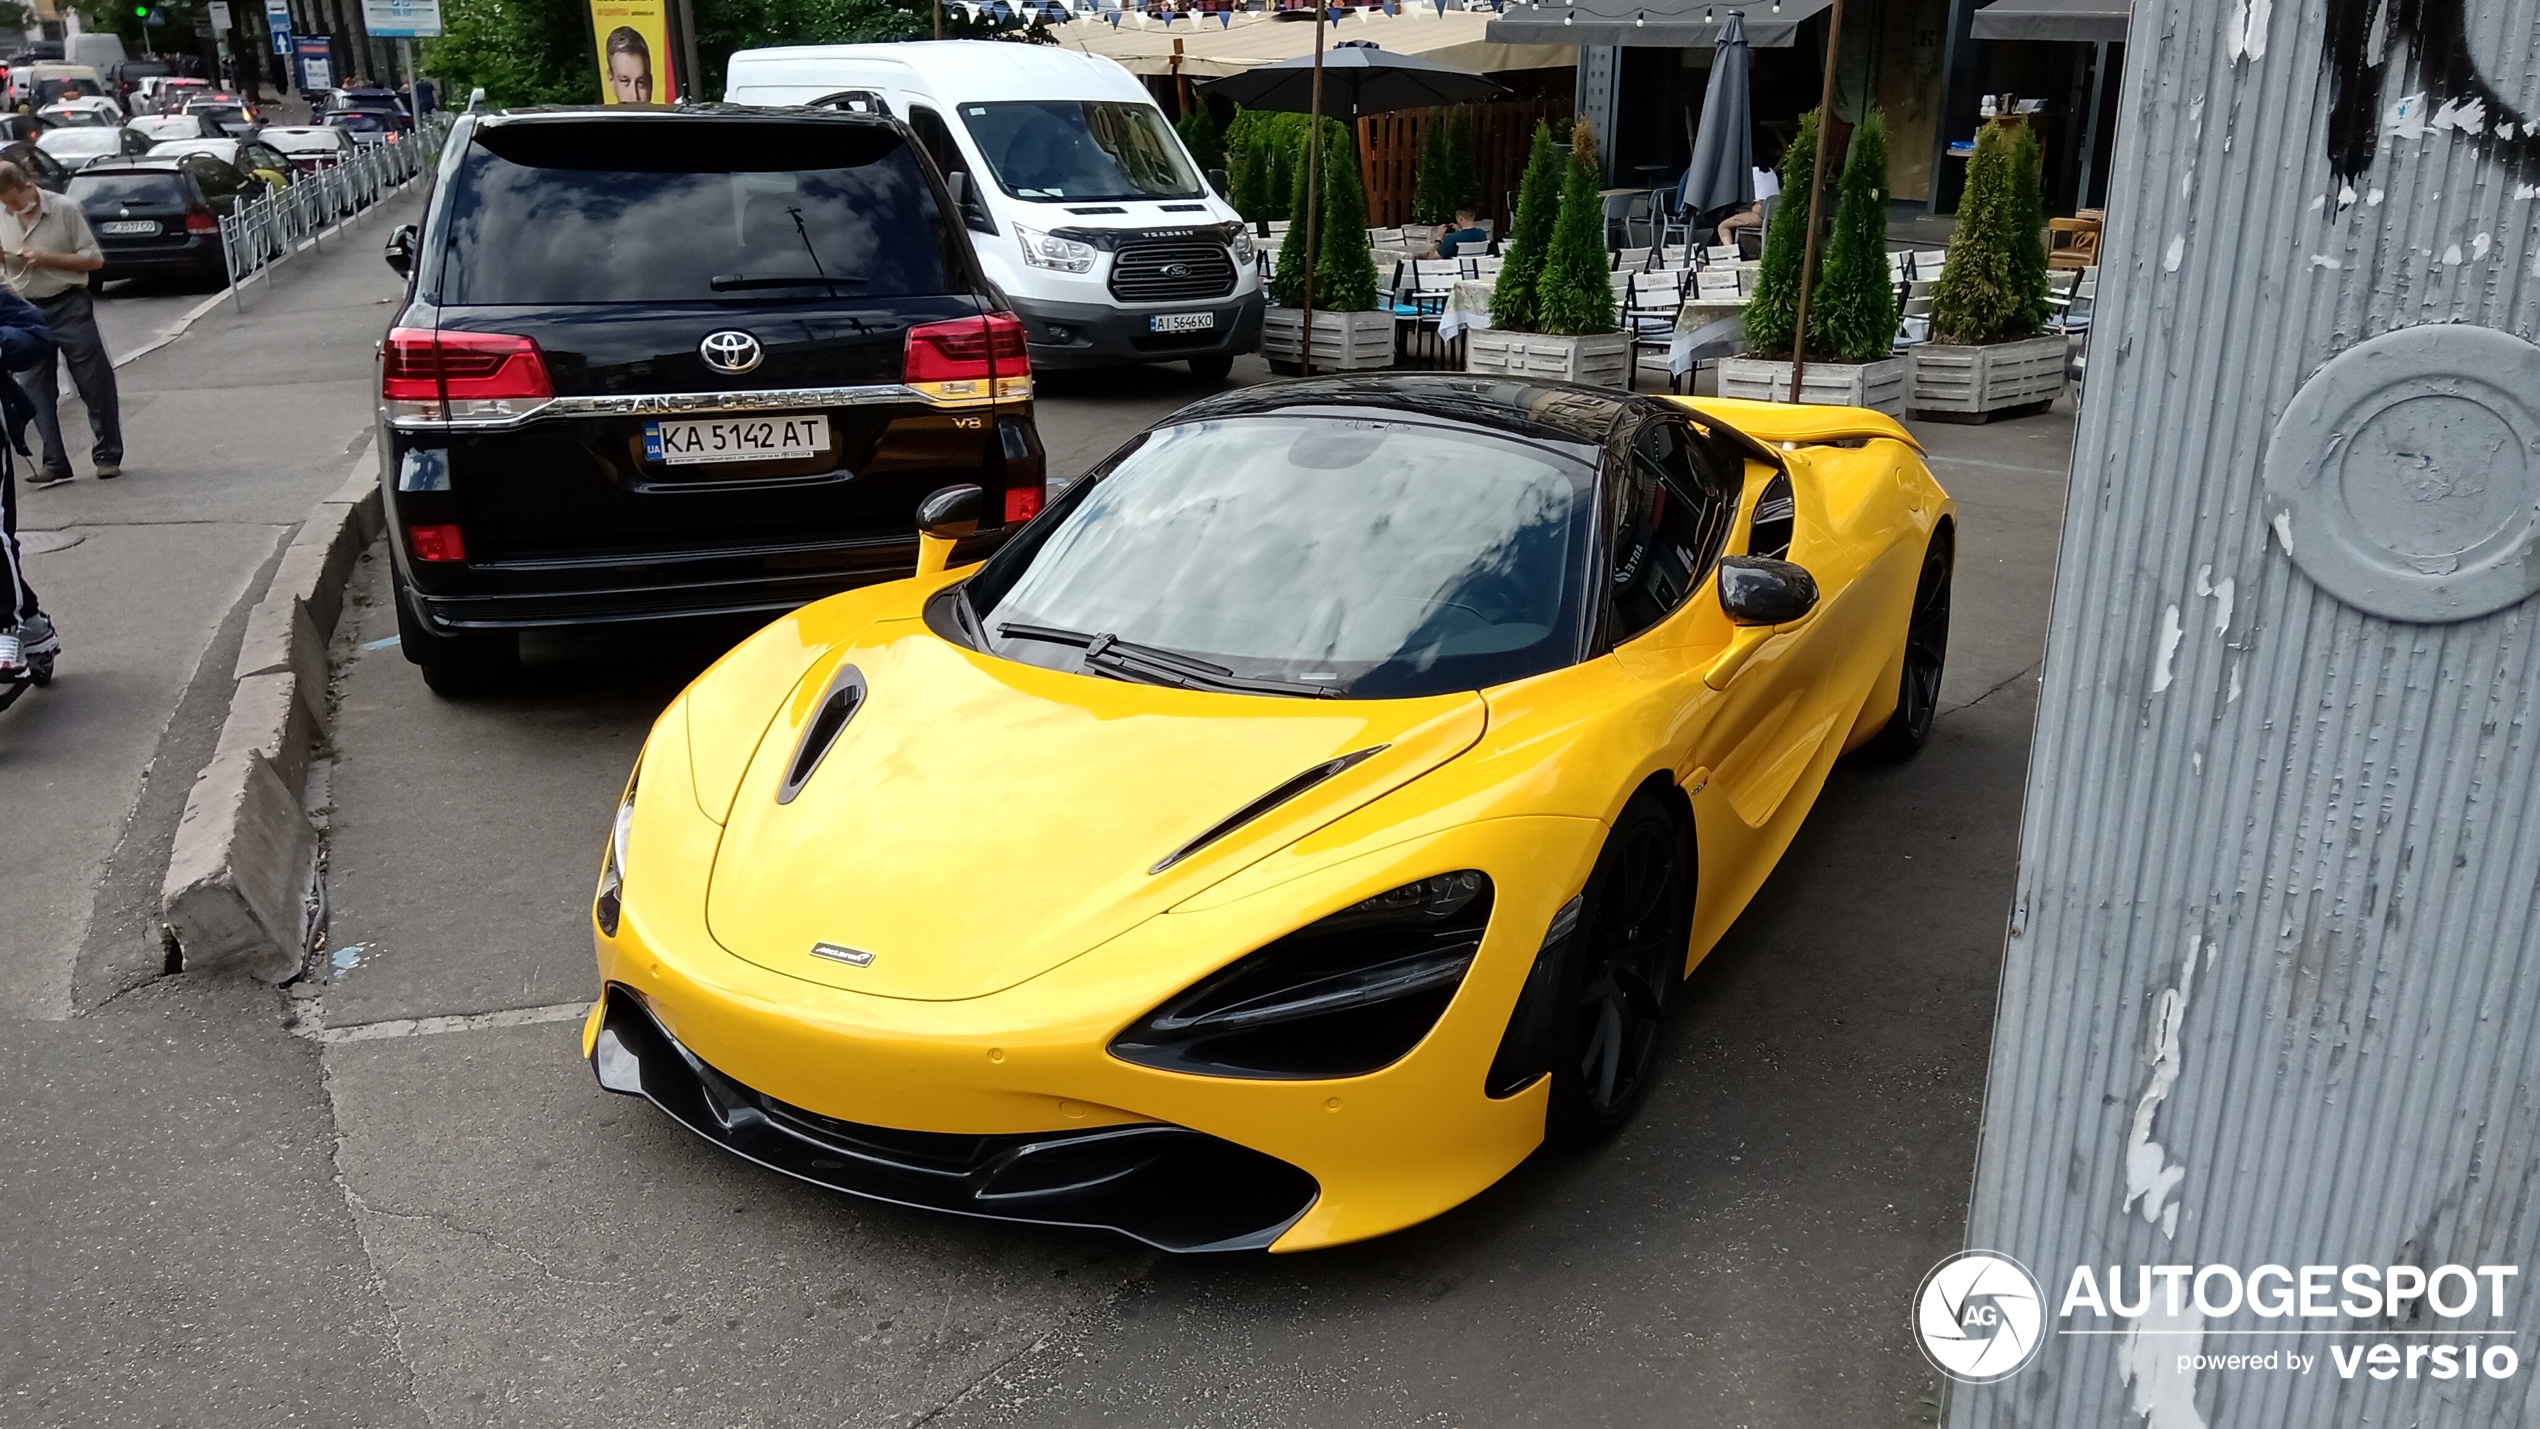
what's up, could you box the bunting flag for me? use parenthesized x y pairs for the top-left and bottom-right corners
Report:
(1216, 9), (1230, 24)
(1107, 10), (1121, 24)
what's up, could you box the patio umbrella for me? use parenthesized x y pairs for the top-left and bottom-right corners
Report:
(1676, 8), (1754, 242)
(1201, 41), (1506, 375)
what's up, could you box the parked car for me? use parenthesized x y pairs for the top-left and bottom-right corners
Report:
(721, 43), (1262, 379)
(146, 136), (294, 188)
(109, 60), (171, 109)
(69, 155), (266, 283)
(36, 124), (152, 170)
(0, 139), (71, 192)
(321, 109), (401, 146)
(22, 65), (110, 112)
(378, 105), (1045, 693)
(36, 99), (121, 127)
(129, 112), (223, 143)
(257, 124), (357, 172)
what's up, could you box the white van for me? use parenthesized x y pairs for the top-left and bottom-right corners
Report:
(64, 35), (129, 75)
(723, 42), (1262, 379)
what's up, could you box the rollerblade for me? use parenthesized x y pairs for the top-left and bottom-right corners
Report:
(0, 614), (54, 712)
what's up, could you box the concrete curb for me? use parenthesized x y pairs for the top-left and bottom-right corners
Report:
(161, 457), (382, 981)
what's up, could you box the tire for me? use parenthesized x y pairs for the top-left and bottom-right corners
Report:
(1866, 525), (1954, 761)
(1543, 790), (1692, 1148)
(1186, 353), (1235, 382)
(393, 565), (518, 698)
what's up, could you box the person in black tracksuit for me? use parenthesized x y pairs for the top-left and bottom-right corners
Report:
(0, 283), (57, 684)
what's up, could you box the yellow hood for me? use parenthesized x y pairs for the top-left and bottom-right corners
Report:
(703, 621), (1486, 1001)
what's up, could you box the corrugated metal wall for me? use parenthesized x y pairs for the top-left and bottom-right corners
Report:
(1949, 0), (2540, 1426)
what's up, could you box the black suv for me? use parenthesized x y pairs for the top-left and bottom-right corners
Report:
(379, 106), (1046, 694)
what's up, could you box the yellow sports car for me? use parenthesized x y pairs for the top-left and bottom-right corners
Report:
(585, 375), (1954, 1252)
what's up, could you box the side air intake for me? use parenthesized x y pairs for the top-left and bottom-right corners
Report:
(1148, 745), (1388, 874)
(776, 664), (866, 805)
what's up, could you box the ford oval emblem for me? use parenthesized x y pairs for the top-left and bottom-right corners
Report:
(699, 329), (764, 374)
(1162, 262), (1192, 279)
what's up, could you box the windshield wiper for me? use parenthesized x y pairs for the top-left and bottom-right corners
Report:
(997, 623), (1338, 699)
(710, 273), (870, 291)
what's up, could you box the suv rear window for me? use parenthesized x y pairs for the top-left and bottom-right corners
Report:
(432, 120), (960, 306)
(69, 173), (190, 206)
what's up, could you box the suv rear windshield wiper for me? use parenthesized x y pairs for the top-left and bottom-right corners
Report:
(997, 623), (1338, 699)
(709, 273), (870, 291)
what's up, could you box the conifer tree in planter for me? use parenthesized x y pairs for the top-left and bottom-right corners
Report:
(1487, 119), (1562, 333)
(1441, 104), (1480, 217)
(1411, 108), (1452, 226)
(1910, 116), (2066, 421)
(1467, 121), (1628, 386)
(1722, 108), (1910, 414)
(1261, 119), (1395, 373)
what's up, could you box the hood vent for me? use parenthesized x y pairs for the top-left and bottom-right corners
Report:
(1066, 205), (1128, 215)
(777, 664), (867, 805)
(1148, 745), (1388, 875)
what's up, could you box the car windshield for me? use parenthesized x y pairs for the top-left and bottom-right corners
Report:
(957, 100), (1201, 202)
(432, 120), (958, 305)
(961, 416), (1599, 699)
(131, 117), (197, 138)
(70, 173), (188, 206)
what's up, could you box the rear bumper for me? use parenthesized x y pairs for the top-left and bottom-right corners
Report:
(403, 529), (1009, 632)
(591, 985), (1320, 1253)
(98, 237), (221, 276)
(1007, 291), (1263, 370)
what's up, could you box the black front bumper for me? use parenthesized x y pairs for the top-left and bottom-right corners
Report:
(1007, 291), (1264, 371)
(590, 987), (1320, 1253)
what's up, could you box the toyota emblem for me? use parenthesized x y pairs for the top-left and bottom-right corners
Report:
(1161, 262), (1192, 279)
(699, 330), (764, 374)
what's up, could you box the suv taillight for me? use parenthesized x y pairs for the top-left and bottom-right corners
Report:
(903, 312), (1031, 403)
(382, 327), (553, 422)
(184, 210), (217, 234)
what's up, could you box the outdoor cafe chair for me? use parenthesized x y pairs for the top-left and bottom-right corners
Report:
(1612, 246), (1651, 273)
(1602, 191), (1649, 250)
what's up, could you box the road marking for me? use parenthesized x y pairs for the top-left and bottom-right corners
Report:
(359, 635), (400, 651)
(316, 1001), (594, 1044)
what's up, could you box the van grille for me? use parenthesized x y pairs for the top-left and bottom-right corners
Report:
(1109, 242), (1237, 304)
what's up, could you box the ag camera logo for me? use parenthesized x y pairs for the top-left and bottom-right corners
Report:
(1915, 1250), (2045, 1384)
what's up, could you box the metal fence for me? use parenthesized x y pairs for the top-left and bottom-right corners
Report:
(219, 121), (450, 310)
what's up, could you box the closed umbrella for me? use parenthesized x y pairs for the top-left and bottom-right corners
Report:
(1676, 7), (1754, 256)
(1202, 40), (1505, 375)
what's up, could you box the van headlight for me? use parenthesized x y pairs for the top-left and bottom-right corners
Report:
(1228, 226), (1256, 265)
(595, 770), (637, 937)
(1016, 225), (1096, 274)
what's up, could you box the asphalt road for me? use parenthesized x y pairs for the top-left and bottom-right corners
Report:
(0, 198), (2072, 1422)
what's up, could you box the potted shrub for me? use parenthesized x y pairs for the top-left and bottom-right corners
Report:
(1722, 109), (1910, 414)
(1467, 121), (1629, 386)
(1260, 119), (1394, 372)
(1909, 117), (2065, 420)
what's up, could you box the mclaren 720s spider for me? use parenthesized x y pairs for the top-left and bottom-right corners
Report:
(583, 374), (1955, 1253)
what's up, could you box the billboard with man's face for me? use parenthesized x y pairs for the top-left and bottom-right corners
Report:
(589, 0), (674, 104)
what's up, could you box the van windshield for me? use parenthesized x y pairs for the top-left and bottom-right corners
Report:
(957, 100), (1202, 202)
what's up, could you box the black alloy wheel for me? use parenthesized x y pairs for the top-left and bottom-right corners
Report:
(1546, 791), (1690, 1147)
(1868, 526), (1954, 761)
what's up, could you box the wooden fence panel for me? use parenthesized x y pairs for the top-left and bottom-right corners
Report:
(1356, 96), (1572, 231)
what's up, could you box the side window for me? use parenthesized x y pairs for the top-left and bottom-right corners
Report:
(1610, 420), (1736, 642)
(1749, 471), (1795, 561)
(908, 104), (992, 234)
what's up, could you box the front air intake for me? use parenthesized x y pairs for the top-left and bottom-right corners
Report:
(776, 664), (865, 805)
(1148, 745), (1388, 874)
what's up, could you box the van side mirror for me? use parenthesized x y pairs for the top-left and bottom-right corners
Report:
(944, 170), (969, 210)
(384, 223), (416, 278)
(1717, 556), (1819, 626)
(1205, 166), (1229, 196)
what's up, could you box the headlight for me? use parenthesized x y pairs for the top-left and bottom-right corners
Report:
(1016, 225), (1096, 274)
(1228, 226), (1256, 265)
(1110, 872), (1492, 1080)
(594, 769), (637, 937)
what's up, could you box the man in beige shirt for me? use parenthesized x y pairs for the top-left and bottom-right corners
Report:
(0, 160), (119, 484)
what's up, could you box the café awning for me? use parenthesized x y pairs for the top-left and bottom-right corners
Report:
(1485, 0), (1836, 50)
(1057, 8), (1575, 79)
(1969, 0), (2130, 43)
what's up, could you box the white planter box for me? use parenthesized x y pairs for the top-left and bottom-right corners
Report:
(1717, 355), (1910, 416)
(1908, 335), (2068, 420)
(1260, 307), (1395, 372)
(1463, 330), (1632, 387)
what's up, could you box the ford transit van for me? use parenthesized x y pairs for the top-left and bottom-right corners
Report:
(724, 42), (1262, 379)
